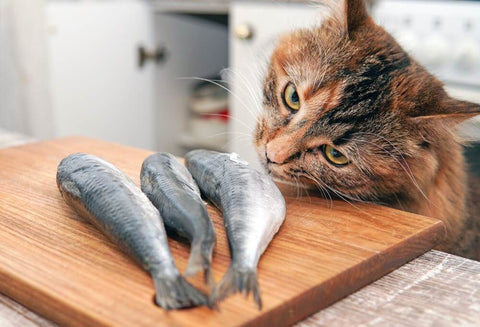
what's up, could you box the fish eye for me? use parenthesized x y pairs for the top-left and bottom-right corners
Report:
(323, 145), (349, 166)
(282, 82), (300, 111)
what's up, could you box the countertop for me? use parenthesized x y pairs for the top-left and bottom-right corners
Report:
(0, 129), (479, 326)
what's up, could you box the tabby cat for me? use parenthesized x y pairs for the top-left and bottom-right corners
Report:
(254, 0), (480, 259)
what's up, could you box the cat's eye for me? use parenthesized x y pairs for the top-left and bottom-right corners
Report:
(324, 145), (349, 166)
(283, 83), (300, 111)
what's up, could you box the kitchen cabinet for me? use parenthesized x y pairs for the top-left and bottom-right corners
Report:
(45, 0), (480, 158)
(153, 13), (228, 154)
(46, 1), (227, 153)
(46, 1), (157, 149)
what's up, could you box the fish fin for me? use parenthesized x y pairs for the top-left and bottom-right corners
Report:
(152, 274), (209, 310)
(184, 241), (215, 289)
(211, 264), (262, 310)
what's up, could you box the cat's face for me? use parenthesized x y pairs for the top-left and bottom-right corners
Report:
(254, 0), (480, 204)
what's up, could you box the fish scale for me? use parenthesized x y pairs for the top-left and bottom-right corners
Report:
(185, 150), (286, 309)
(56, 153), (208, 310)
(140, 152), (216, 286)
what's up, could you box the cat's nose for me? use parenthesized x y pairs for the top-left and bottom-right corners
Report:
(266, 141), (291, 164)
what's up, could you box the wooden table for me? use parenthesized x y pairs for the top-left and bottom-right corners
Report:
(0, 130), (479, 326)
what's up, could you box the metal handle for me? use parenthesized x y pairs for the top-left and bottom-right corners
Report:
(234, 24), (254, 40)
(138, 45), (167, 68)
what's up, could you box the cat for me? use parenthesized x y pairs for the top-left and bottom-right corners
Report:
(254, 0), (480, 260)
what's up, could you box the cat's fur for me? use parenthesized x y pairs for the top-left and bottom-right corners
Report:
(254, 0), (480, 259)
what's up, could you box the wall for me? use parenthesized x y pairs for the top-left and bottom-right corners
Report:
(0, 0), (53, 139)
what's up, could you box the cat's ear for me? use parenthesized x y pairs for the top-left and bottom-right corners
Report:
(343, 0), (370, 35)
(410, 98), (480, 126)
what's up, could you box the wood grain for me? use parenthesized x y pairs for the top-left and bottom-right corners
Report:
(0, 137), (445, 327)
(2, 250), (480, 327)
(297, 250), (480, 327)
(0, 294), (56, 327)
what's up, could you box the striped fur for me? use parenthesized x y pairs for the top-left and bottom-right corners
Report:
(254, 0), (480, 259)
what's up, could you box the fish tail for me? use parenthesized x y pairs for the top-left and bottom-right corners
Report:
(152, 274), (209, 310)
(184, 240), (215, 288)
(211, 264), (262, 310)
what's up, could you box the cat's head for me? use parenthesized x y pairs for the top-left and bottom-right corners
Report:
(254, 0), (480, 204)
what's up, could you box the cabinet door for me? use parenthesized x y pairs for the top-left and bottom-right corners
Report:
(46, 1), (156, 149)
(154, 14), (228, 155)
(229, 2), (322, 167)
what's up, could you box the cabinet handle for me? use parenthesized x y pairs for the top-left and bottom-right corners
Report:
(138, 45), (167, 68)
(234, 24), (254, 40)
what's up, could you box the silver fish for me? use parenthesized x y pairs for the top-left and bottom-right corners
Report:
(56, 153), (207, 310)
(140, 152), (216, 286)
(185, 150), (286, 309)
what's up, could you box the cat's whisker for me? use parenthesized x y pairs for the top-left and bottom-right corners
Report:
(199, 131), (253, 139)
(302, 171), (328, 196)
(296, 177), (306, 201)
(198, 113), (254, 132)
(225, 138), (253, 150)
(177, 76), (260, 123)
(354, 138), (425, 197)
(194, 136), (252, 150)
(210, 75), (262, 116)
(298, 169), (327, 203)
(294, 176), (301, 200)
(190, 129), (253, 145)
(220, 68), (263, 115)
(291, 175), (299, 199)
(300, 179), (312, 203)
(318, 174), (372, 208)
(354, 133), (433, 207)
(320, 176), (334, 209)
(302, 171), (366, 212)
(304, 173), (356, 209)
(228, 64), (267, 107)
(227, 134), (257, 146)
(322, 185), (365, 211)
(309, 174), (331, 207)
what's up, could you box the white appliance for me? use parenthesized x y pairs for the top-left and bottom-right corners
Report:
(373, 0), (480, 139)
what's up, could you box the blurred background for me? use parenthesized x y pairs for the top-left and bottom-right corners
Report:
(1, 0), (479, 166)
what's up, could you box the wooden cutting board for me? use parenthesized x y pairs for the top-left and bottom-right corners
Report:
(0, 137), (445, 327)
